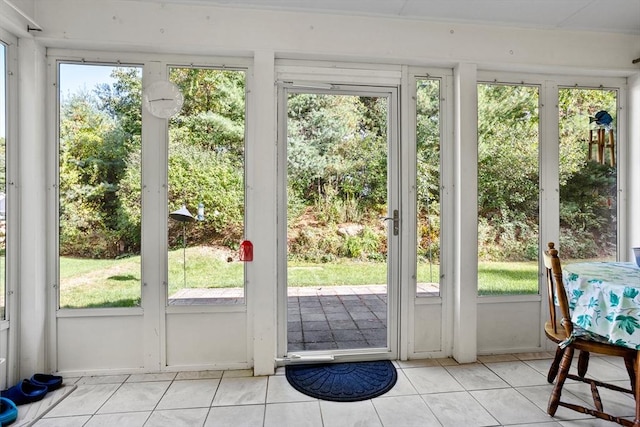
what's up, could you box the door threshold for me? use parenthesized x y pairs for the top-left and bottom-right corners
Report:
(277, 354), (335, 365)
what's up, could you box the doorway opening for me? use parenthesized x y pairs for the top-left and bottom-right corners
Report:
(281, 85), (399, 356)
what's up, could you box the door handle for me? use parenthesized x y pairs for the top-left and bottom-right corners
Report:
(382, 209), (399, 236)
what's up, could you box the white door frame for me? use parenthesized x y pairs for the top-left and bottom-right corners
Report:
(276, 81), (400, 362)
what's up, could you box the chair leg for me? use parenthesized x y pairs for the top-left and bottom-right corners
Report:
(625, 355), (637, 392)
(577, 350), (590, 378)
(548, 346), (574, 416)
(634, 351), (640, 427)
(548, 346), (564, 383)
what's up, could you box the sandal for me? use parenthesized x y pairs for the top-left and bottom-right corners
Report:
(0, 397), (17, 425)
(30, 374), (63, 392)
(1, 380), (47, 406)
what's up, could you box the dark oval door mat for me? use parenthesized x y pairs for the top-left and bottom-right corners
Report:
(285, 360), (397, 402)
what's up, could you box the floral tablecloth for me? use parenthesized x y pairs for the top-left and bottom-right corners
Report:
(563, 262), (640, 349)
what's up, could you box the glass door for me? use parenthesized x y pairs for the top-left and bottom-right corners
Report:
(280, 84), (399, 359)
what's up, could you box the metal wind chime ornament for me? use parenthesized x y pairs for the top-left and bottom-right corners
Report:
(587, 110), (616, 167)
(169, 203), (203, 287)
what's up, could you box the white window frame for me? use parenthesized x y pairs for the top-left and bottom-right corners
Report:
(0, 28), (18, 388)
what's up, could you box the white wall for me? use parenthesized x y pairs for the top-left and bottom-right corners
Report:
(32, 1), (639, 74)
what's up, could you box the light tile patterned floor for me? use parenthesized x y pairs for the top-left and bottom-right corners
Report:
(17, 353), (635, 426)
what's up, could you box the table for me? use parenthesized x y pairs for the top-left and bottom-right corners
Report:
(563, 261), (640, 349)
(562, 261), (640, 426)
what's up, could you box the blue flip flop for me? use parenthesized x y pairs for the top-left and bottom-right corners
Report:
(0, 397), (17, 425)
(30, 374), (63, 392)
(1, 379), (48, 406)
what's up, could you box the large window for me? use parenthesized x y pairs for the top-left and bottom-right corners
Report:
(58, 63), (143, 308)
(476, 82), (620, 294)
(477, 83), (540, 295)
(167, 67), (246, 305)
(57, 64), (246, 308)
(558, 88), (618, 262)
(416, 78), (441, 297)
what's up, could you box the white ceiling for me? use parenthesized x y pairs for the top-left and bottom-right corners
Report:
(149, 0), (640, 34)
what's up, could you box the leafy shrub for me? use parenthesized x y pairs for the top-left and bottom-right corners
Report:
(478, 214), (539, 262)
(288, 227), (341, 263)
(315, 185), (363, 225)
(559, 161), (616, 259)
(167, 143), (244, 248)
(59, 94), (138, 258)
(418, 204), (440, 260)
(339, 226), (381, 260)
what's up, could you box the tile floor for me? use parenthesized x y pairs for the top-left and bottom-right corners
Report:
(19, 353), (636, 426)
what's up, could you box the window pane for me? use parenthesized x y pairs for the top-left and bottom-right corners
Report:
(167, 68), (245, 305)
(477, 83), (540, 295)
(58, 63), (142, 308)
(416, 78), (441, 297)
(558, 88), (617, 262)
(0, 43), (6, 319)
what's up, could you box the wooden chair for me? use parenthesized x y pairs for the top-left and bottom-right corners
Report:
(544, 242), (640, 426)
(543, 242), (589, 383)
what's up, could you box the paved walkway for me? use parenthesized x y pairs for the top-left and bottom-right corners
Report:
(169, 284), (439, 351)
(288, 285), (388, 351)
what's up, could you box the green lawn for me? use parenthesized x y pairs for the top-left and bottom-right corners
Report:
(59, 248), (540, 307)
(477, 261), (538, 295)
(59, 256), (143, 308)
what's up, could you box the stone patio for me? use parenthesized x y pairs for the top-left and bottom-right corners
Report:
(169, 283), (439, 351)
(287, 285), (388, 351)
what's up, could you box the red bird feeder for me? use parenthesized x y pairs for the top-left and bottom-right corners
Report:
(239, 240), (253, 261)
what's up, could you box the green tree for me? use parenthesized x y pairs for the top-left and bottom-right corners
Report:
(477, 84), (540, 260)
(166, 68), (247, 246)
(476, 84), (617, 261)
(59, 91), (134, 257)
(416, 79), (441, 260)
(169, 68), (245, 162)
(285, 92), (390, 261)
(95, 68), (142, 139)
(416, 79), (440, 206)
(478, 84), (539, 221)
(558, 88), (617, 258)
(60, 67), (248, 256)
(287, 93), (388, 210)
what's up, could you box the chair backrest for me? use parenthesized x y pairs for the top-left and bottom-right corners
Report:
(543, 242), (574, 337)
